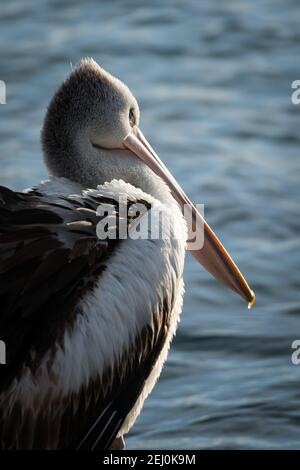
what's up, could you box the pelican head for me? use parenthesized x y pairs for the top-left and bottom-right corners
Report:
(42, 58), (141, 185)
(42, 58), (255, 306)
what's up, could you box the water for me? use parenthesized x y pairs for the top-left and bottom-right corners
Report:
(0, 0), (300, 449)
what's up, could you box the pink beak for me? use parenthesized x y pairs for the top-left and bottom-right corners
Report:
(123, 128), (255, 308)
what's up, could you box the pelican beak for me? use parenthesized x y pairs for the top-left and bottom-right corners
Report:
(123, 128), (255, 308)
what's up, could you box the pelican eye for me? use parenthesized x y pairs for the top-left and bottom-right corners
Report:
(129, 108), (136, 127)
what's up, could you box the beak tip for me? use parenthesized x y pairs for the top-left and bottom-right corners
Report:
(247, 290), (256, 310)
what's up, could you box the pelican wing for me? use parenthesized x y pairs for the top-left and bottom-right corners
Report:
(0, 185), (173, 449)
(0, 186), (118, 392)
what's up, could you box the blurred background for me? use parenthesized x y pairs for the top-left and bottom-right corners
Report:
(0, 0), (300, 449)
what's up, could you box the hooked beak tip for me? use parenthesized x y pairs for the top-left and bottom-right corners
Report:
(247, 290), (256, 310)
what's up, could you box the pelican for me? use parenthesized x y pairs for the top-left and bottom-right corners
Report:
(0, 59), (254, 450)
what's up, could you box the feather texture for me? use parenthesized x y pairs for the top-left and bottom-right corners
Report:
(0, 180), (186, 449)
